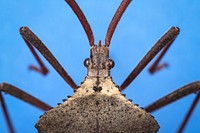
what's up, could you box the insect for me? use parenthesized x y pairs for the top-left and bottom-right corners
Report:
(2, 1), (198, 131)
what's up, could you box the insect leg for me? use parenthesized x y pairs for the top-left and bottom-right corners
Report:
(120, 27), (180, 91)
(0, 82), (51, 111)
(0, 82), (52, 133)
(20, 27), (78, 90)
(0, 92), (15, 133)
(177, 92), (200, 133)
(144, 81), (200, 133)
(21, 30), (49, 75)
(145, 81), (200, 112)
(148, 34), (178, 74)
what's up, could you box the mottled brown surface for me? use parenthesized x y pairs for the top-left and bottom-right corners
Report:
(36, 77), (159, 133)
(35, 24), (160, 132)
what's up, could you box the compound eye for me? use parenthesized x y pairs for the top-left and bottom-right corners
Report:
(84, 58), (90, 67)
(108, 59), (115, 68)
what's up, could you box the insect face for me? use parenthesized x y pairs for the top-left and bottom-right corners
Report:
(84, 41), (114, 78)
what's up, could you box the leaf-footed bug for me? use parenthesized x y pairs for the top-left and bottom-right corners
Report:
(1, 0), (200, 133)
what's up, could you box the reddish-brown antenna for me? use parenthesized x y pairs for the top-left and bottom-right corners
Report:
(105, 0), (132, 47)
(65, 0), (94, 46)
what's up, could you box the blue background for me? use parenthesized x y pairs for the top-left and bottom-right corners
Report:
(0, 0), (200, 133)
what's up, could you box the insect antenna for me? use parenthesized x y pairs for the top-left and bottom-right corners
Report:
(65, 0), (94, 46)
(105, 0), (132, 47)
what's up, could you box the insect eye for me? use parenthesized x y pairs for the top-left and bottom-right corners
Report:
(84, 58), (90, 67)
(108, 59), (115, 68)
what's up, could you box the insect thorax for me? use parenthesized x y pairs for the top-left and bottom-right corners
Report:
(36, 74), (159, 132)
(36, 43), (159, 133)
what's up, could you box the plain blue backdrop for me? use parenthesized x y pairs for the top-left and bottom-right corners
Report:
(0, 0), (200, 133)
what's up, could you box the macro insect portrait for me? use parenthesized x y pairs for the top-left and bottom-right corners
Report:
(0, 0), (200, 133)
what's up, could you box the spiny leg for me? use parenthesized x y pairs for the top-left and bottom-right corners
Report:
(20, 27), (78, 90)
(144, 81), (200, 133)
(65, 0), (94, 46)
(0, 83), (52, 133)
(0, 92), (14, 133)
(177, 92), (200, 133)
(105, 0), (132, 46)
(120, 27), (180, 91)
(148, 34), (178, 74)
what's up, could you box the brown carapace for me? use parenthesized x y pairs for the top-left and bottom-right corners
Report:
(1, 0), (200, 133)
(35, 40), (159, 132)
(35, 0), (160, 131)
